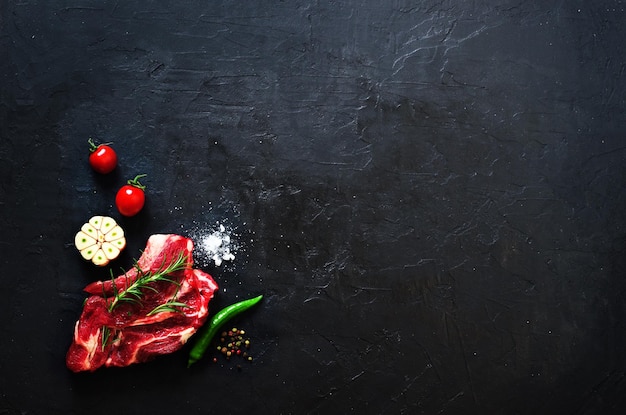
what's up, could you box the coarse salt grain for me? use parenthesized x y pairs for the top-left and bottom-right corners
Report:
(197, 223), (237, 267)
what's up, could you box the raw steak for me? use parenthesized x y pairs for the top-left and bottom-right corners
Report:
(66, 234), (218, 372)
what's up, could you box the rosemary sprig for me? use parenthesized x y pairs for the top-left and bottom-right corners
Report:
(146, 282), (191, 316)
(147, 301), (191, 316)
(107, 252), (189, 312)
(97, 252), (190, 351)
(101, 326), (111, 351)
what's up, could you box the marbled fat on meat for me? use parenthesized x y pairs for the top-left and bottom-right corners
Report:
(66, 234), (218, 372)
(82, 234), (194, 296)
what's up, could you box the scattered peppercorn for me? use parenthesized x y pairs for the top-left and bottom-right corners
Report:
(213, 327), (255, 366)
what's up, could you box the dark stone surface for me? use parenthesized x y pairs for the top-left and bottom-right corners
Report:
(2, 1), (626, 414)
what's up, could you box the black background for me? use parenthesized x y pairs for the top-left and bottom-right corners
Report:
(2, 1), (626, 414)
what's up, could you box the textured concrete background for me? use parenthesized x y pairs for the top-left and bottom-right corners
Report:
(2, 1), (625, 414)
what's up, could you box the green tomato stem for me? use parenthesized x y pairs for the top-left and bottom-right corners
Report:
(127, 174), (147, 190)
(88, 137), (113, 153)
(88, 137), (98, 153)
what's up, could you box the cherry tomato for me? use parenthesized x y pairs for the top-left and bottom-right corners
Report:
(115, 174), (147, 217)
(88, 138), (117, 174)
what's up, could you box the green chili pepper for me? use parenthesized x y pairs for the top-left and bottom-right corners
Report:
(187, 294), (263, 367)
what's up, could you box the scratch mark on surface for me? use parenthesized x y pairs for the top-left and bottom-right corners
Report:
(438, 390), (466, 414)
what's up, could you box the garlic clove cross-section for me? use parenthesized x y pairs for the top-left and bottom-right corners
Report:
(74, 215), (126, 266)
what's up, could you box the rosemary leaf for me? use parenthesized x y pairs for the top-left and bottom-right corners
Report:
(101, 326), (111, 351)
(107, 252), (189, 312)
(147, 301), (191, 316)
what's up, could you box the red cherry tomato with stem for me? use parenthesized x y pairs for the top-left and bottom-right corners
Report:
(116, 174), (147, 217)
(88, 138), (117, 174)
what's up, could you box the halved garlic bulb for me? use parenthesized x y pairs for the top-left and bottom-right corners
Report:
(74, 216), (126, 266)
